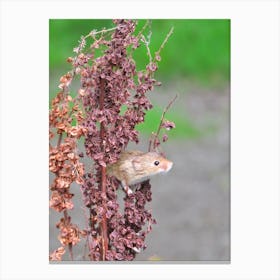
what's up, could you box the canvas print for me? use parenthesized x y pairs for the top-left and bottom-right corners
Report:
(49, 19), (230, 262)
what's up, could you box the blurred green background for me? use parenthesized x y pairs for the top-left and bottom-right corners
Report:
(49, 19), (230, 139)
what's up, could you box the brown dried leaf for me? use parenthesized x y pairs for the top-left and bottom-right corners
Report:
(49, 246), (65, 261)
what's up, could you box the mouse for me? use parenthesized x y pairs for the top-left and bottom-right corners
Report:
(106, 150), (173, 195)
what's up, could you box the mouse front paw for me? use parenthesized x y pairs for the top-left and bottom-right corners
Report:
(123, 184), (133, 196)
(126, 187), (133, 196)
(132, 247), (142, 253)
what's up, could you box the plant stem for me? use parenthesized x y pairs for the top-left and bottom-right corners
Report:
(63, 210), (73, 261)
(155, 26), (174, 57)
(99, 78), (108, 260)
(85, 26), (119, 39)
(156, 94), (178, 136)
(149, 94), (178, 151)
(57, 133), (62, 147)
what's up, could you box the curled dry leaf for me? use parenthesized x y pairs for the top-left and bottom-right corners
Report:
(49, 191), (74, 212)
(49, 247), (66, 261)
(57, 217), (81, 246)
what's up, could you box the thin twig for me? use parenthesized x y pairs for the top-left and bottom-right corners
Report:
(136, 20), (150, 39)
(84, 26), (119, 39)
(155, 26), (174, 58)
(63, 210), (74, 261)
(141, 34), (153, 63)
(81, 206), (89, 260)
(156, 94), (178, 136)
(57, 133), (63, 148)
(148, 94), (178, 152)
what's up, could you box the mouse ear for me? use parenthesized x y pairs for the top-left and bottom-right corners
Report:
(132, 157), (143, 171)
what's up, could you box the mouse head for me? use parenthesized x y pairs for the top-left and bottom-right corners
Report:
(132, 152), (173, 177)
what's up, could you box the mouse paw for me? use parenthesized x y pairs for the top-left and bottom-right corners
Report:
(127, 188), (133, 195)
(122, 182), (133, 195)
(132, 247), (142, 253)
(123, 185), (133, 196)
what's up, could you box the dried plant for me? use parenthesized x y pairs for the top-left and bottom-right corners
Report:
(49, 19), (175, 261)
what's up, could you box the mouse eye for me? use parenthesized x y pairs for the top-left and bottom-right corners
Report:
(154, 160), (160, 166)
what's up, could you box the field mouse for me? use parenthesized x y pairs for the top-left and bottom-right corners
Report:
(107, 150), (173, 195)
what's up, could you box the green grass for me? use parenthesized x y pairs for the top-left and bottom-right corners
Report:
(49, 19), (230, 87)
(136, 106), (201, 139)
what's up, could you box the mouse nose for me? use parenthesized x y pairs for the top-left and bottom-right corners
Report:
(165, 161), (173, 172)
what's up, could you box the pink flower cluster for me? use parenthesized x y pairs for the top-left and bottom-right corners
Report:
(50, 19), (173, 261)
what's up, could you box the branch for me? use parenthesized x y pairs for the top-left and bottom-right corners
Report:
(85, 26), (119, 39)
(141, 34), (153, 63)
(63, 210), (73, 261)
(149, 94), (178, 152)
(155, 26), (174, 58)
(99, 78), (108, 260)
(136, 20), (150, 39)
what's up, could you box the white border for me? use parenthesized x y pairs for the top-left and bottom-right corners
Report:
(1, 0), (279, 279)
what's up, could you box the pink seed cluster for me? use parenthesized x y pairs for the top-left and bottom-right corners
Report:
(49, 19), (173, 261)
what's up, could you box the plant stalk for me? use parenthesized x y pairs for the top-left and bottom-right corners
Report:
(99, 78), (108, 260)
